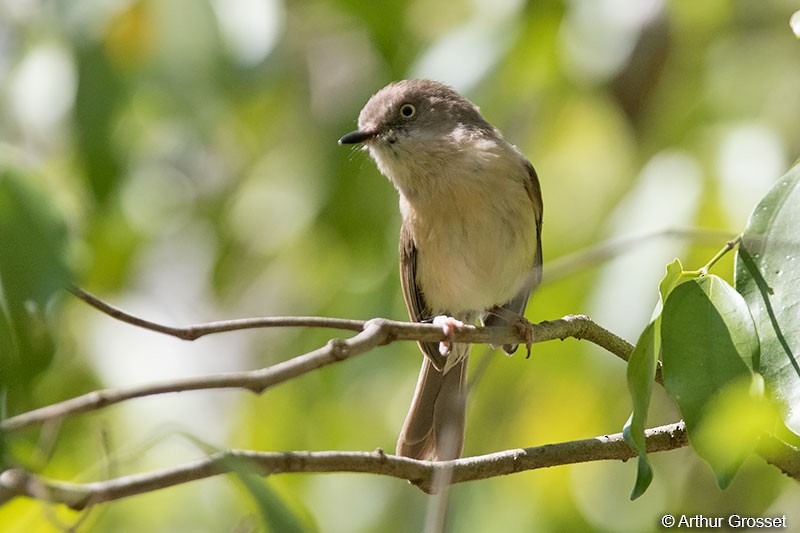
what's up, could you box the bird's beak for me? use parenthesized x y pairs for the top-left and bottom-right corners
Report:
(338, 129), (377, 145)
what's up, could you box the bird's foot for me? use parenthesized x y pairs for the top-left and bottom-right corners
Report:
(433, 315), (465, 356)
(511, 315), (534, 358)
(488, 307), (534, 357)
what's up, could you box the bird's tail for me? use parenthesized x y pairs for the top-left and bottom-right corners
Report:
(396, 346), (469, 460)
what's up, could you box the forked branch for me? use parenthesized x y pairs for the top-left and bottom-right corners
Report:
(2, 289), (647, 433)
(0, 287), (683, 511)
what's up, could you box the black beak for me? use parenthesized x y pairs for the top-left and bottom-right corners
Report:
(338, 129), (376, 145)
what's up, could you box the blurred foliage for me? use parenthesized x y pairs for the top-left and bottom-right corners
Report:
(0, 168), (71, 412)
(1, 0), (800, 531)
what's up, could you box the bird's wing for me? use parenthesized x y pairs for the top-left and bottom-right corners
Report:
(399, 219), (448, 371)
(483, 158), (544, 353)
(524, 158), (544, 290)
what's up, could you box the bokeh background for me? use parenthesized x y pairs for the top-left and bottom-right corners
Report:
(2, 0), (800, 531)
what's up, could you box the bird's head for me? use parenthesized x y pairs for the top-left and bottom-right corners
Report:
(339, 80), (495, 193)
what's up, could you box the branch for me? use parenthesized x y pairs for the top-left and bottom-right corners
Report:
(1, 312), (639, 433)
(0, 422), (688, 509)
(67, 285), (365, 339)
(1, 319), (387, 432)
(758, 435), (800, 482)
(67, 286), (634, 352)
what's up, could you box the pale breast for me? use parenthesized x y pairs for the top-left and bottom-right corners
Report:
(402, 153), (538, 314)
(371, 126), (539, 315)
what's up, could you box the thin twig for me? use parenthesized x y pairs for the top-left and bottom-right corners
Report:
(0, 315), (637, 433)
(67, 287), (633, 352)
(68, 287), (637, 360)
(67, 285), (365, 340)
(0, 422), (688, 509)
(1, 319), (388, 432)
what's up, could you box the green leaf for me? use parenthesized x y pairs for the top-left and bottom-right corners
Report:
(182, 434), (317, 532)
(623, 259), (686, 500)
(661, 275), (760, 487)
(0, 302), (16, 389)
(623, 322), (657, 500)
(656, 259), (690, 315)
(229, 466), (316, 533)
(692, 374), (782, 488)
(735, 163), (800, 437)
(74, 41), (125, 204)
(0, 168), (72, 391)
(0, 169), (71, 308)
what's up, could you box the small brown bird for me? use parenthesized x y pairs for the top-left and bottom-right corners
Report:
(340, 80), (543, 460)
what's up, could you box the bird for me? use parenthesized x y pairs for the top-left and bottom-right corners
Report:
(339, 79), (543, 460)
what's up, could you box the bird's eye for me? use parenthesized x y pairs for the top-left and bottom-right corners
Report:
(399, 103), (416, 118)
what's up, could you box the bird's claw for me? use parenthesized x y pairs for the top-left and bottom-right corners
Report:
(433, 315), (465, 356)
(511, 316), (534, 358)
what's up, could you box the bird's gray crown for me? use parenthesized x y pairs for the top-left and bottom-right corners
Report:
(355, 79), (494, 141)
